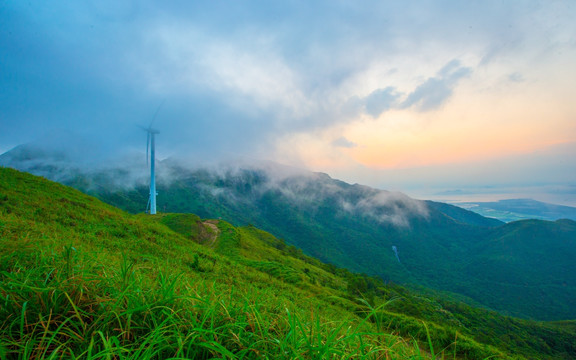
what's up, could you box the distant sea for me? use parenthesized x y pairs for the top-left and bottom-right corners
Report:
(408, 186), (576, 208)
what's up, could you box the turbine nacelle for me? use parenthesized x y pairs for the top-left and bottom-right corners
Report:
(141, 126), (160, 135)
(140, 126), (160, 166)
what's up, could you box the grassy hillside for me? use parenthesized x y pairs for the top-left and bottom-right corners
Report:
(2, 168), (576, 359)
(2, 149), (576, 321)
(0, 167), (482, 359)
(85, 164), (576, 321)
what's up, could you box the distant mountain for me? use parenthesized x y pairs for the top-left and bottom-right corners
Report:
(457, 198), (576, 222)
(2, 143), (576, 321)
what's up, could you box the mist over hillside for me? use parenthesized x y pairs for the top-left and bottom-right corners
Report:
(2, 143), (576, 321)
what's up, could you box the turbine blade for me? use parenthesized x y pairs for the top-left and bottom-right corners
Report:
(150, 99), (166, 128)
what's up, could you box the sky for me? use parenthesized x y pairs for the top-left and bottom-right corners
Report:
(1, 0), (576, 204)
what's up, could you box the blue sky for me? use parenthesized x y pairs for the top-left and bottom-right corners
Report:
(1, 0), (575, 203)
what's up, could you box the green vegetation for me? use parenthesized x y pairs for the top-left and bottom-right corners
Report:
(4, 149), (576, 321)
(78, 165), (576, 321)
(2, 167), (575, 359)
(0, 168), (471, 359)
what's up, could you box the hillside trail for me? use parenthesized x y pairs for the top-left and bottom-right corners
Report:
(202, 220), (220, 247)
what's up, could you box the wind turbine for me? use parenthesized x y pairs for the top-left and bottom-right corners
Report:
(145, 125), (160, 214)
(141, 101), (164, 215)
(143, 125), (160, 214)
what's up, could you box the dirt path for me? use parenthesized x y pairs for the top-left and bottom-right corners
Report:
(202, 220), (220, 247)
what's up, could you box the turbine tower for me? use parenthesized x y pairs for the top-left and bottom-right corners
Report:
(144, 126), (160, 215)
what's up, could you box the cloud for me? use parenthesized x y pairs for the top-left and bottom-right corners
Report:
(337, 185), (430, 227)
(0, 2), (475, 147)
(508, 72), (525, 83)
(355, 60), (470, 118)
(1, 0), (574, 185)
(364, 87), (402, 118)
(332, 137), (357, 148)
(400, 60), (472, 111)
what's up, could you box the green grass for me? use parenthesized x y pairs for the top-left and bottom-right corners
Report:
(0, 168), (438, 359)
(2, 167), (574, 359)
(0, 242), (431, 359)
(32, 160), (576, 322)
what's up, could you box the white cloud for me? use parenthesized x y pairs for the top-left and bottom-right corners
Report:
(1, 0), (575, 195)
(332, 137), (357, 149)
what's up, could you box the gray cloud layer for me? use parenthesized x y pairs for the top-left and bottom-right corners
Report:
(400, 60), (472, 111)
(1, 0), (572, 162)
(358, 59), (472, 118)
